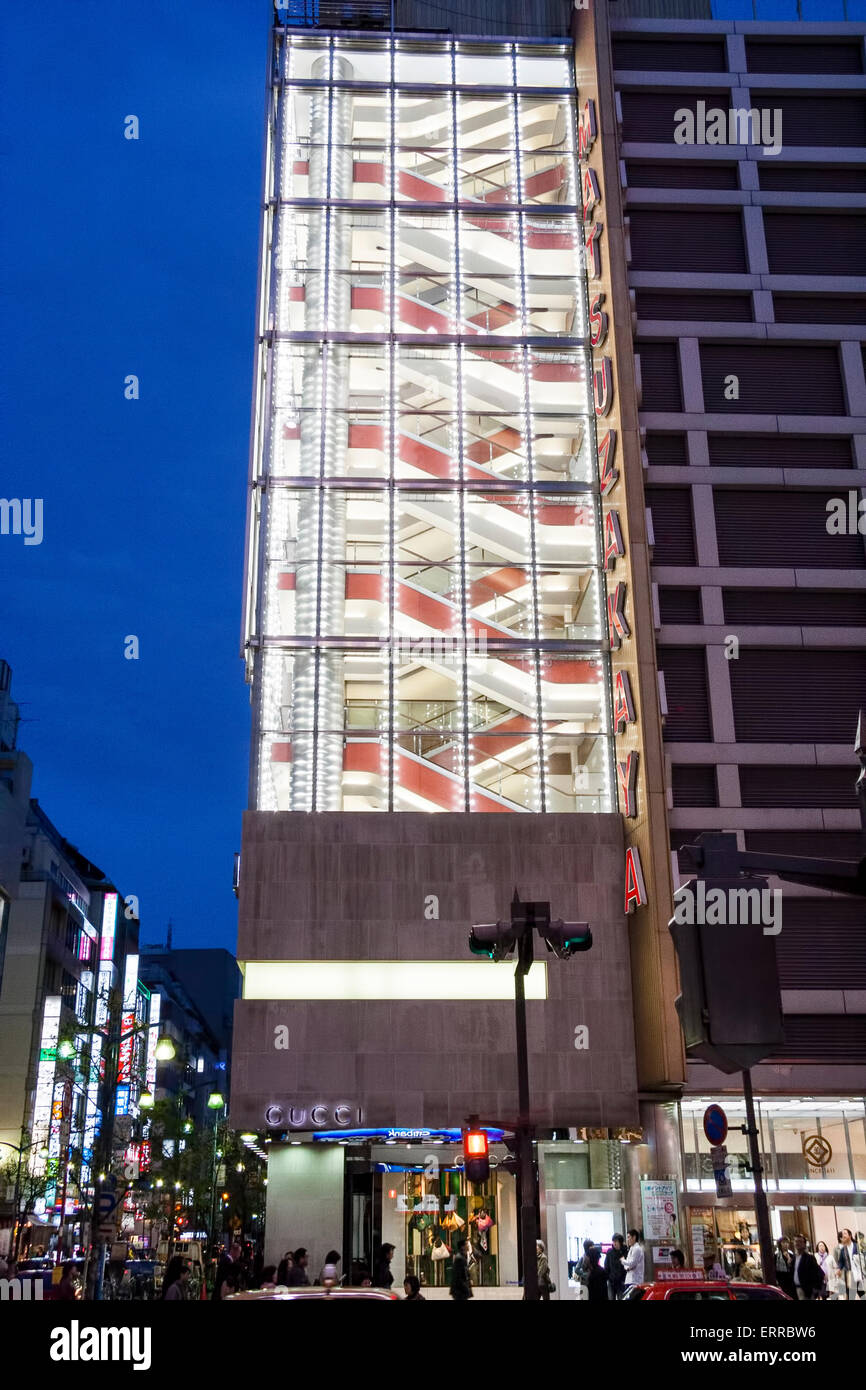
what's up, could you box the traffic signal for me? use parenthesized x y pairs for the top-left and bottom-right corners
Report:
(464, 1128), (490, 1184)
(542, 919), (592, 959)
(468, 920), (517, 961)
(669, 877), (783, 1073)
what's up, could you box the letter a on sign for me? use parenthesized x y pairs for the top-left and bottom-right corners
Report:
(582, 166), (601, 221)
(624, 846), (646, 914)
(612, 669), (636, 733)
(603, 510), (625, 571)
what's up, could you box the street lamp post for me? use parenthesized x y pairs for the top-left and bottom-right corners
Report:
(469, 891), (592, 1301)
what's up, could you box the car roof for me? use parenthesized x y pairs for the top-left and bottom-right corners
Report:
(226, 1286), (398, 1300)
(646, 1281), (731, 1290)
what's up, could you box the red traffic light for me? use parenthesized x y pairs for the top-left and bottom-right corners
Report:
(465, 1128), (490, 1184)
(466, 1130), (488, 1158)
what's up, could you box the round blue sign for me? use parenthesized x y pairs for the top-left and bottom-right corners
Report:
(703, 1104), (728, 1146)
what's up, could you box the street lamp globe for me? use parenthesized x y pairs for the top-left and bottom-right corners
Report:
(155, 1037), (176, 1061)
(207, 1092), (224, 1110)
(57, 1040), (75, 1060)
(139, 1091), (155, 1109)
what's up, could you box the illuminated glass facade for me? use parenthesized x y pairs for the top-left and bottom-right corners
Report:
(244, 31), (612, 814)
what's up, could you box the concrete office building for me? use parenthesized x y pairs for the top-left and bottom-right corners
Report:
(0, 798), (146, 1254)
(580, 0), (866, 1270)
(232, 0), (682, 1295)
(0, 663), (32, 999)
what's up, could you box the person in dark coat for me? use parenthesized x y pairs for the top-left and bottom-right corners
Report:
(212, 1241), (243, 1300)
(276, 1250), (294, 1285)
(585, 1247), (608, 1303)
(450, 1239), (473, 1301)
(604, 1234), (626, 1300)
(792, 1235), (824, 1300)
(774, 1237), (796, 1299)
(287, 1247), (310, 1286)
(56, 1262), (79, 1301)
(373, 1243), (395, 1289)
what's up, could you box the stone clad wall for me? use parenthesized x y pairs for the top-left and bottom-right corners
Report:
(231, 811), (639, 1131)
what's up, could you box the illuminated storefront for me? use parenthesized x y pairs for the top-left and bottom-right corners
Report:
(679, 1098), (866, 1277)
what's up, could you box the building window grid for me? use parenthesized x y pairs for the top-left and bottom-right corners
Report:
(255, 33), (611, 812)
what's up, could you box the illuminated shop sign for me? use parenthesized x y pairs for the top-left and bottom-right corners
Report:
(117, 1015), (135, 1088)
(311, 1126), (505, 1143)
(145, 991), (161, 1091)
(580, 96), (647, 914)
(264, 1103), (363, 1130)
(31, 995), (61, 1171)
(100, 892), (118, 962)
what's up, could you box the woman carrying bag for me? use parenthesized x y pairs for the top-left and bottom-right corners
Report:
(536, 1239), (555, 1301)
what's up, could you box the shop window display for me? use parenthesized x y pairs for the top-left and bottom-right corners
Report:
(401, 1167), (499, 1288)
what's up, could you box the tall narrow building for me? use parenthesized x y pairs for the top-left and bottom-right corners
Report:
(232, 0), (682, 1295)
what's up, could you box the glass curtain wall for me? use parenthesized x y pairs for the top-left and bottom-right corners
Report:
(247, 31), (611, 813)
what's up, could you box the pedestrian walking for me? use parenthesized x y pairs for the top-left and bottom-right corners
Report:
(56, 1262), (79, 1301)
(620, 1229), (645, 1296)
(536, 1239), (553, 1301)
(774, 1237), (796, 1299)
(792, 1235), (823, 1301)
(161, 1256), (190, 1301)
(585, 1246), (607, 1304)
(212, 1241), (243, 1300)
(731, 1248), (760, 1283)
(834, 1229), (864, 1300)
(403, 1275), (426, 1301)
(287, 1247), (311, 1286)
(450, 1238), (473, 1300)
(317, 1249), (342, 1286)
(604, 1234), (626, 1300)
(669, 1248), (686, 1271)
(814, 1241), (835, 1298)
(373, 1242), (395, 1289)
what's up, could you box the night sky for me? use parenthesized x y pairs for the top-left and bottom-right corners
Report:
(1, 0), (270, 950)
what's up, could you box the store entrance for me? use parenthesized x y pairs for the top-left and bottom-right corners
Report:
(342, 1140), (515, 1291)
(545, 1192), (626, 1300)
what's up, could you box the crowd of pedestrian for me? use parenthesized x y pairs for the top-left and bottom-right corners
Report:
(769, 1230), (865, 1300)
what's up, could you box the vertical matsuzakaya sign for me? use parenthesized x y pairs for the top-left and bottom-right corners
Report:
(572, 2), (684, 1090)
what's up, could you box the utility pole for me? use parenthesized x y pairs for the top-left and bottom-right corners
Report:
(513, 912), (538, 1302)
(741, 1070), (776, 1288)
(470, 890), (592, 1301)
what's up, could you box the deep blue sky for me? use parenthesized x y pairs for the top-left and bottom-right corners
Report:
(1, 0), (270, 950)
